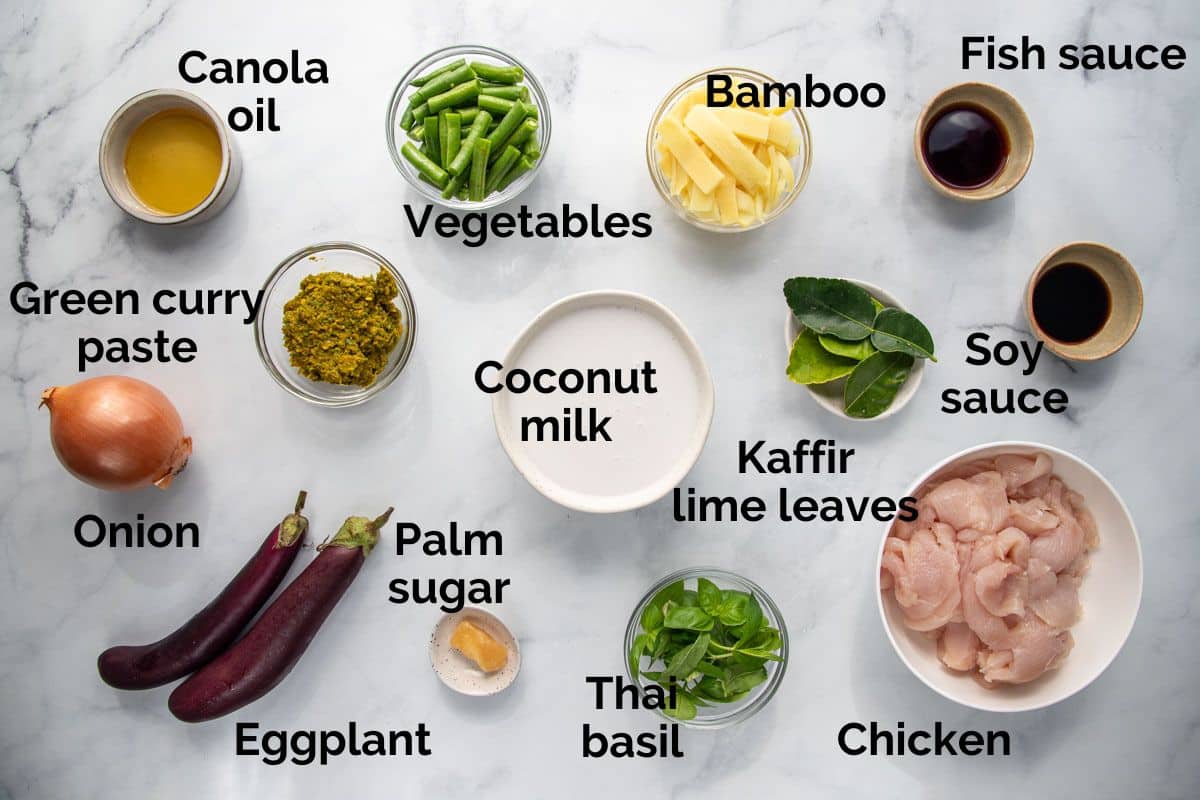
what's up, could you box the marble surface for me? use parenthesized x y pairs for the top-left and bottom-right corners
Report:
(2, 0), (1198, 797)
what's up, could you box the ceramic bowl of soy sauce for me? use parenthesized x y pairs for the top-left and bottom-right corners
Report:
(914, 82), (1033, 202)
(1025, 241), (1143, 361)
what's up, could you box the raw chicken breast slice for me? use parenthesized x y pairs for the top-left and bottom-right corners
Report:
(1029, 479), (1088, 573)
(1027, 558), (1081, 628)
(938, 622), (980, 672)
(975, 561), (1028, 618)
(994, 527), (1031, 568)
(977, 614), (1073, 684)
(1012, 473), (1052, 500)
(1006, 498), (1059, 535)
(889, 498), (937, 541)
(961, 556), (1018, 650)
(925, 471), (1009, 535)
(881, 528), (962, 632)
(995, 452), (1053, 493)
(1029, 519), (1086, 574)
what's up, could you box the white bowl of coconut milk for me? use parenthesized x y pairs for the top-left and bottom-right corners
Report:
(491, 291), (714, 513)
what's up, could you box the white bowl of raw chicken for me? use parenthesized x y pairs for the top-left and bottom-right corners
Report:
(876, 442), (1142, 712)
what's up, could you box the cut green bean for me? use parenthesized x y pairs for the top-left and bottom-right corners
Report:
(477, 95), (515, 116)
(406, 102), (428, 129)
(468, 139), (491, 201)
(409, 58), (466, 87)
(401, 141), (449, 188)
(486, 101), (529, 162)
(497, 117), (537, 156)
(441, 169), (467, 200)
(479, 85), (528, 101)
(423, 115), (441, 166)
(459, 107), (480, 125)
(409, 123), (424, 141)
(522, 135), (541, 159)
(477, 95), (539, 119)
(428, 79), (480, 114)
(485, 145), (522, 194)
(440, 111), (461, 170)
(447, 109), (492, 176)
(496, 154), (536, 192)
(409, 63), (475, 106)
(470, 61), (524, 84)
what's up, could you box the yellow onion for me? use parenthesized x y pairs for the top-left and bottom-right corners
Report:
(40, 376), (192, 491)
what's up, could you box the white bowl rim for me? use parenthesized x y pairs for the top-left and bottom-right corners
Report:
(783, 279), (926, 422)
(491, 290), (715, 513)
(875, 440), (1144, 712)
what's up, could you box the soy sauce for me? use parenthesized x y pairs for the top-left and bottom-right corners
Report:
(922, 105), (1008, 189)
(1032, 262), (1111, 343)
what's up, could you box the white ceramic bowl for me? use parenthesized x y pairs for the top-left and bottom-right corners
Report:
(876, 441), (1142, 712)
(492, 290), (714, 513)
(429, 607), (521, 696)
(784, 280), (925, 421)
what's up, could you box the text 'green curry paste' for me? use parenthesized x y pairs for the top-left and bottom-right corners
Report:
(282, 268), (402, 386)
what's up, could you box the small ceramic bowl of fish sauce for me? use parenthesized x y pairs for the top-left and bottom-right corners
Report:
(1025, 241), (1143, 361)
(913, 82), (1033, 201)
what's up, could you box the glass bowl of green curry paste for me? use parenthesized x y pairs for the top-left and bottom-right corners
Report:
(255, 242), (416, 407)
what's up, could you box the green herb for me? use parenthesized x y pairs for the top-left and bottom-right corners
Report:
(629, 577), (783, 715)
(784, 277), (875, 341)
(818, 333), (876, 361)
(844, 350), (914, 418)
(783, 277), (936, 417)
(870, 307), (937, 361)
(787, 329), (857, 385)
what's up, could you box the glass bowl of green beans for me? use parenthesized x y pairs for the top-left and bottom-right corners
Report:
(387, 45), (551, 209)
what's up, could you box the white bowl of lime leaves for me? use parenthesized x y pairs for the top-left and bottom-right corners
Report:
(783, 278), (933, 421)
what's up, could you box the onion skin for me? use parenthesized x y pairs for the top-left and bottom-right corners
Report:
(40, 376), (192, 491)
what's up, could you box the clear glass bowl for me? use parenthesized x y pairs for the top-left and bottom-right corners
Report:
(386, 44), (551, 210)
(254, 242), (417, 407)
(646, 67), (813, 233)
(624, 567), (789, 728)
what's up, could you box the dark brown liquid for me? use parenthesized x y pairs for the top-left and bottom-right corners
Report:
(1032, 262), (1112, 344)
(922, 105), (1009, 189)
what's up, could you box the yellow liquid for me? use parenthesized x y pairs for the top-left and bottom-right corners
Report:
(124, 110), (222, 215)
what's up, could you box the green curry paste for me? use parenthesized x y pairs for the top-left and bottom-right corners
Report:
(282, 268), (403, 386)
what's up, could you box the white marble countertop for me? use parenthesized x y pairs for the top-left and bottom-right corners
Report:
(2, 1), (1198, 797)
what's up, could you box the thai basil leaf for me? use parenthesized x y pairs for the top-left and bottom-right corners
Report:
(784, 277), (875, 341)
(641, 601), (664, 633)
(733, 595), (764, 642)
(696, 578), (722, 616)
(628, 633), (648, 680)
(665, 634), (710, 679)
(650, 580), (685, 610)
(664, 606), (714, 631)
(725, 667), (769, 695)
(870, 307), (937, 361)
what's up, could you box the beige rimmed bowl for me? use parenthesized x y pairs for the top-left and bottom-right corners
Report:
(99, 88), (241, 225)
(914, 82), (1033, 202)
(1025, 241), (1143, 361)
